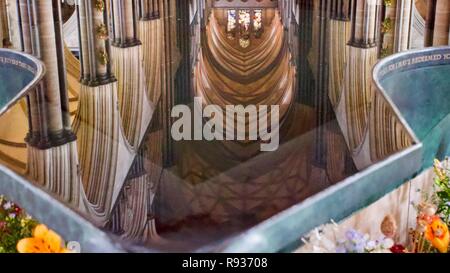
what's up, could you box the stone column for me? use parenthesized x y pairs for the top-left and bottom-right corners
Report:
(77, 0), (115, 86)
(423, 0), (450, 46)
(75, 0), (149, 223)
(330, 0), (351, 21)
(16, 0), (81, 205)
(3, 0), (19, 49)
(18, 0), (75, 149)
(382, 0), (397, 55)
(0, 0), (10, 47)
(110, 0), (140, 47)
(349, 0), (381, 48)
(328, 0), (351, 108)
(424, 0), (436, 46)
(138, 0), (160, 21)
(337, 0), (383, 160)
(394, 0), (413, 52)
(432, 0), (450, 45)
(109, 0), (153, 148)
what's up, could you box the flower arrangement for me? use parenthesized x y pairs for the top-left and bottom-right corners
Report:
(299, 219), (396, 253)
(336, 229), (394, 253)
(0, 196), (38, 253)
(407, 159), (450, 253)
(0, 196), (73, 253)
(299, 159), (450, 253)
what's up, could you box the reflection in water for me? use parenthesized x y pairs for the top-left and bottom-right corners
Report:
(0, 0), (426, 253)
(0, 2), (361, 252)
(153, 105), (356, 249)
(107, 6), (357, 250)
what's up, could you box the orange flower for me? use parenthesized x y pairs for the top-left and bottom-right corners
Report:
(17, 224), (71, 253)
(425, 217), (450, 253)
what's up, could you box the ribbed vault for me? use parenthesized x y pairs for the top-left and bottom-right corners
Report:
(194, 10), (296, 118)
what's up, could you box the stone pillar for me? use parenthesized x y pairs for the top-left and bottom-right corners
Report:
(0, 0), (10, 47)
(4, 0), (19, 49)
(423, 0), (450, 46)
(349, 0), (382, 48)
(77, 0), (115, 86)
(330, 0), (351, 21)
(432, 0), (450, 45)
(15, 0), (81, 206)
(18, 0), (75, 149)
(109, 0), (153, 148)
(424, 0), (436, 46)
(136, 0), (176, 167)
(110, 0), (140, 47)
(382, 0), (397, 55)
(394, 0), (413, 52)
(138, 0), (160, 21)
(75, 0), (147, 222)
(296, 0), (314, 105)
(328, 0), (351, 108)
(337, 0), (383, 156)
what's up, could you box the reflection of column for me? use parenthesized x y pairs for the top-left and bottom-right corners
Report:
(330, 0), (351, 21)
(394, 0), (413, 52)
(17, 0), (81, 205)
(175, 0), (192, 105)
(314, 0), (331, 167)
(424, 0), (450, 46)
(349, 0), (382, 48)
(75, 0), (127, 220)
(74, 0), (153, 223)
(110, 0), (140, 47)
(380, 1), (415, 53)
(339, 0), (382, 154)
(77, 0), (115, 86)
(137, 0), (162, 103)
(382, 1), (396, 55)
(0, 0), (10, 47)
(328, 0), (351, 108)
(297, 0), (315, 105)
(107, 146), (159, 242)
(18, 0), (75, 149)
(432, 0), (450, 45)
(109, 0), (153, 148)
(138, 0), (160, 20)
(159, 0), (178, 167)
(4, 0), (19, 49)
(424, 0), (436, 46)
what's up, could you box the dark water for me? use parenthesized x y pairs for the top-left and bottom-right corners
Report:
(150, 105), (357, 249)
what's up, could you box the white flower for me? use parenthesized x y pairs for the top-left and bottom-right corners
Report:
(381, 238), (394, 249)
(3, 202), (12, 210)
(366, 240), (377, 250)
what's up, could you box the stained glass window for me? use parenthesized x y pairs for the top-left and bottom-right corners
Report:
(226, 9), (264, 48)
(253, 10), (262, 32)
(238, 10), (251, 32)
(227, 10), (236, 33)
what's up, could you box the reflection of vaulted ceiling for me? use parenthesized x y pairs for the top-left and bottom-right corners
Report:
(194, 9), (295, 117)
